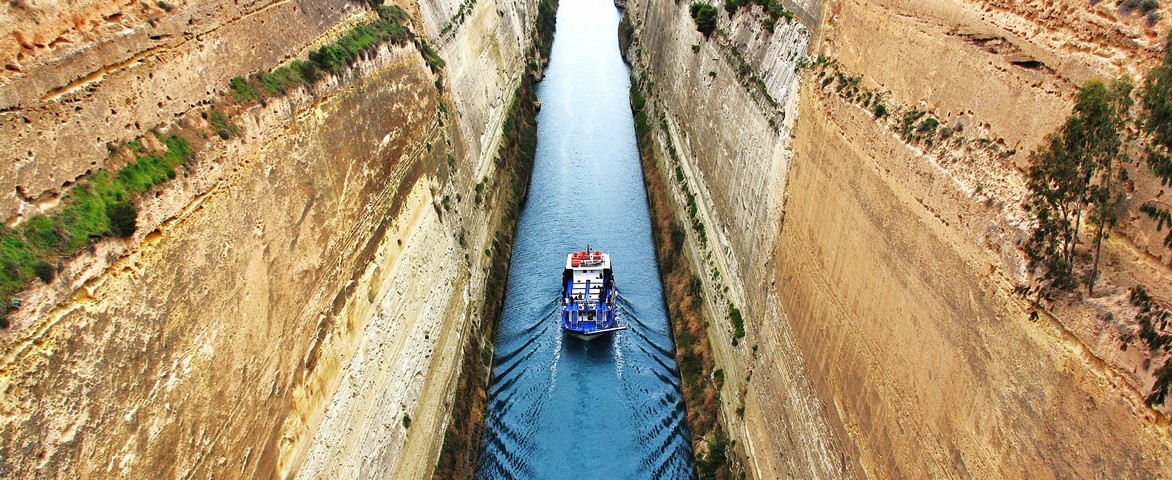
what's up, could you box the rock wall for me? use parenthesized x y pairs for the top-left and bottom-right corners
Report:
(0, 0), (366, 221)
(783, 79), (1169, 477)
(627, 0), (1172, 477)
(623, 0), (852, 477)
(0, 0), (537, 476)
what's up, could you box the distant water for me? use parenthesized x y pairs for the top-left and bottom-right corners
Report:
(474, 0), (695, 477)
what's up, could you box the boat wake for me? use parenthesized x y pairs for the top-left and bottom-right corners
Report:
(477, 298), (693, 479)
(475, 0), (694, 475)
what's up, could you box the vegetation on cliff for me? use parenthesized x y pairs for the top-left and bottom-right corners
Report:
(804, 55), (975, 152)
(1128, 286), (1172, 405)
(0, 134), (193, 327)
(1113, 0), (1161, 25)
(229, 5), (415, 104)
(692, 0), (795, 37)
(723, 0), (793, 32)
(689, 3), (719, 38)
(1023, 79), (1132, 293)
(1019, 34), (1172, 406)
(1023, 35), (1172, 296)
(805, 51), (1172, 407)
(430, 80), (539, 479)
(1139, 35), (1172, 247)
(0, 3), (433, 329)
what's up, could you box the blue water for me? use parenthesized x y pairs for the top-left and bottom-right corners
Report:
(474, 0), (695, 478)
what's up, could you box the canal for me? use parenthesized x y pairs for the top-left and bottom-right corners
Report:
(474, 0), (696, 477)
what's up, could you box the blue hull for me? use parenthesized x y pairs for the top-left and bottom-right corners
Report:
(561, 317), (626, 340)
(560, 249), (622, 341)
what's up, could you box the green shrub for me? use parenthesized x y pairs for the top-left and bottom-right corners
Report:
(631, 88), (645, 111)
(689, 274), (703, 308)
(916, 117), (940, 136)
(309, 44), (347, 73)
(899, 109), (926, 141)
(697, 431), (729, 479)
(257, 68), (300, 96)
(23, 215), (60, 251)
(208, 110), (238, 139)
(764, 0), (785, 18)
(1140, 203), (1172, 247)
(32, 260), (54, 283)
(728, 302), (745, 339)
(419, 40), (445, 72)
(229, 76), (261, 103)
(1119, 0), (1160, 15)
(690, 3), (719, 38)
(0, 230), (37, 300)
(293, 59), (321, 83)
(118, 135), (191, 195)
(481, 344), (493, 366)
(1130, 286), (1172, 406)
(679, 353), (702, 388)
(107, 201), (137, 238)
(1149, 358), (1172, 406)
(59, 180), (115, 252)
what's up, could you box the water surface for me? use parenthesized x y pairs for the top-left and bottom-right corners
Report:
(475, 0), (695, 477)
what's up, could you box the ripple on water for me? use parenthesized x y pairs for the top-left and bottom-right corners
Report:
(475, 0), (694, 477)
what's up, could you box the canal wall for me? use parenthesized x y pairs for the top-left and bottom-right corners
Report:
(625, 0), (1172, 477)
(5, 0), (1172, 475)
(623, 0), (851, 477)
(0, 0), (540, 477)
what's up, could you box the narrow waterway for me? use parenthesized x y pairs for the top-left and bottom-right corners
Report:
(475, 0), (695, 477)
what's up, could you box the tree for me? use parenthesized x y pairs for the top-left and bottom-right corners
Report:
(1025, 79), (1131, 293)
(1086, 79), (1134, 293)
(1139, 35), (1172, 248)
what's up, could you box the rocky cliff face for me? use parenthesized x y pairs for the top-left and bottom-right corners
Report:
(0, 0), (537, 476)
(623, 0), (850, 477)
(0, 0), (367, 220)
(626, 0), (1172, 477)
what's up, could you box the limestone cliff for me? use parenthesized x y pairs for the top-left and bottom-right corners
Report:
(626, 0), (1172, 477)
(0, 0), (538, 477)
(624, 0), (850, 476)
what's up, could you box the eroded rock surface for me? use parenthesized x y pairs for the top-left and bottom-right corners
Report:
(0, 0), (539, 476)
(625, 0), (1172, 477)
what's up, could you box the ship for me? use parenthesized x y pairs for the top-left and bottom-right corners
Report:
(560, 247), (625, 340)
